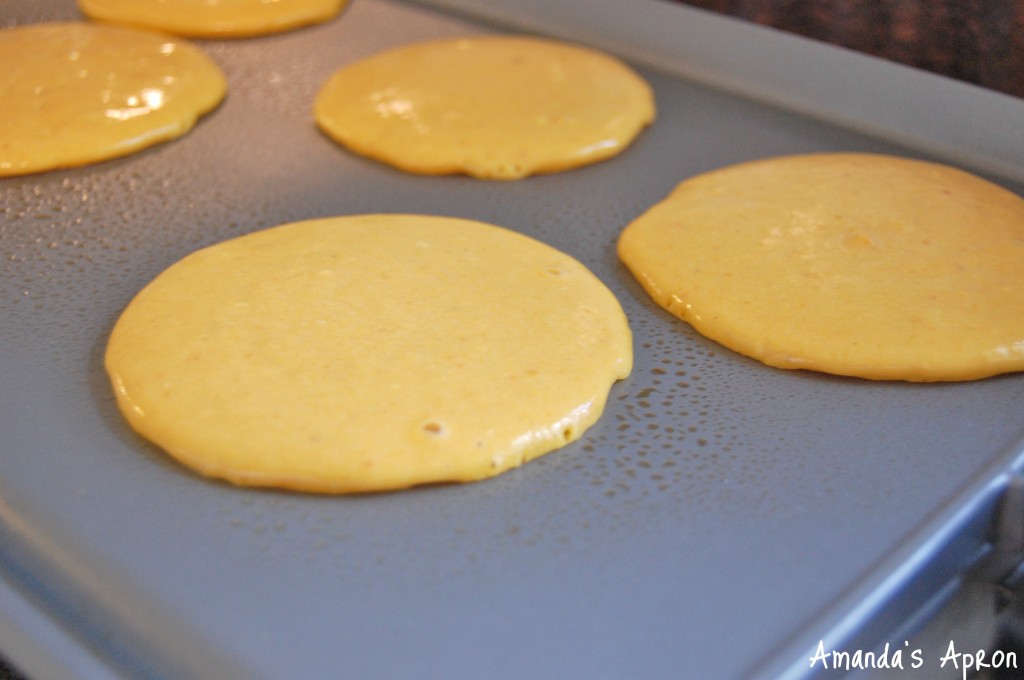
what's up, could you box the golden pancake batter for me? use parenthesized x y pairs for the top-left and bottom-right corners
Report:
(0, 22), (226, 177)
(618, 153), (1024, 381)
(106, 215), (632, 493)
(78, 0), (347, 39)
(314, 36), (655, 179)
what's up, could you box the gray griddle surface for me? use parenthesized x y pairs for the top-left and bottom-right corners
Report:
(2, 1), (1024, 678)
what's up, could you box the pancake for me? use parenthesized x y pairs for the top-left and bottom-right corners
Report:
(314, 35), (655, 179)
(0, 22), (226, 177)
(617, 152), (1024, 381)
(78, 0), (347, 39)
(106, 214), (632, 493)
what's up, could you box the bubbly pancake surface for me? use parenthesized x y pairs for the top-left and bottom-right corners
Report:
(0, 22), (226, 177)
(77, 0), (347, 38)
(314, 36), (655, 179)
(106, 215), (632, 493)
(618, 153), (1024, 382)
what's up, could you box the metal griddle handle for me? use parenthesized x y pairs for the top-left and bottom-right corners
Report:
(975, 475), (1024, 677)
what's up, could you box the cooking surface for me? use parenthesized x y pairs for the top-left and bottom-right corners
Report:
(2, 1), (1024, 678)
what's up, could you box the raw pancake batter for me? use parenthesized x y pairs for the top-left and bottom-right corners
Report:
(78, 0), (347, 39)
(618, 153), (1024, 381)
(314, 36), (655, 179)
(0, 22), (226, 177)
(106, 214), (633, 493)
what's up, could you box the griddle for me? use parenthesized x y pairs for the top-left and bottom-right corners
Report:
(2, 0), (1024, 678)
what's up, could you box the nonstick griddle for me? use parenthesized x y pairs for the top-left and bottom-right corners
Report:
(2, 1), (1024, 678)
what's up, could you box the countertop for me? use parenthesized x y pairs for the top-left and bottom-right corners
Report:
(677, 0), (1024, 99)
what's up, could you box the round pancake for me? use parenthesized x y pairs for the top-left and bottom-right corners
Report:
(617, 153), (1024, 382)
(106, 214), (633, 493)
(77, 0), (347, 39)
(0, 22), (226, 177)
(314, 36), (655, 179)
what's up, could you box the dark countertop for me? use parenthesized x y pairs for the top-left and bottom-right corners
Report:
(0, 660), (22, 680)
(676, 0), (1024, 99)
